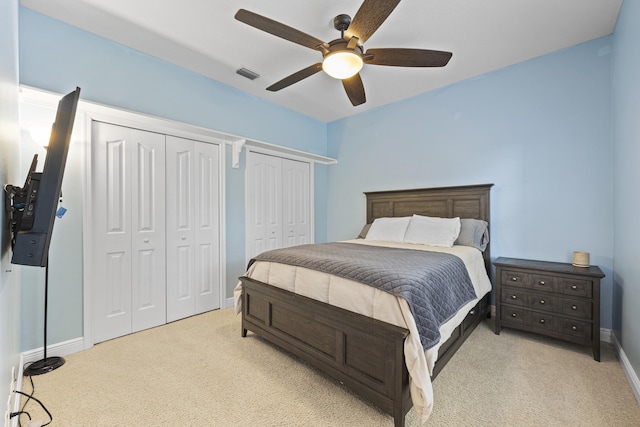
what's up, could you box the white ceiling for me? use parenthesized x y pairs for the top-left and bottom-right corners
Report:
(21, 0), (622, 122)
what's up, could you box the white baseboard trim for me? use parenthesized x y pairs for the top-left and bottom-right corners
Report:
(21, 337), (85, 365)
(225, 297), (234, 309)
(612, 333), (640, 405)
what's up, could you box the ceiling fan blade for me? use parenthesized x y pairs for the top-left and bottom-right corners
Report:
(342, 73), (366, 106)
(235, 9), (328, 51)
(266, 63), (323, 91)
(346, 0), (401, 44)
(365, 48), (452, 67)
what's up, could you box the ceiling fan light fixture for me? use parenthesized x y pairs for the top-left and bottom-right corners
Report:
(322, 51), (363, 79)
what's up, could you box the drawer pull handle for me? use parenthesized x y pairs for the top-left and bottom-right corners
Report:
(511, 277), (518, 281)
(539, 281), (546, 286)
(469, 310), (475, 315)
(539, 300), (545, 305)
(571, 285), (578, 290)
(512, 313), (517, 318)
(539, 319), (545, 324)
(571, 325), (578, 331)
(511, 295), (518, 300)
(571, 305), (578, 311)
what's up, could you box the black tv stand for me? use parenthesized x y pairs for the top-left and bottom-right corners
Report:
(24, 357), (64, 377)
(23, 262), (65, 376)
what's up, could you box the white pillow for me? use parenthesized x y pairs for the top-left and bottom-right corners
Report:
(403, 215), (461, 247)
(364, 217), (411, 242)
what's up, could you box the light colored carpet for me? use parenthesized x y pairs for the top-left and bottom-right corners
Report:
(19, 308), (640, 426)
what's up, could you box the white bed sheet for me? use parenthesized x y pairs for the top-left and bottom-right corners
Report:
(234, 240), (492, 424)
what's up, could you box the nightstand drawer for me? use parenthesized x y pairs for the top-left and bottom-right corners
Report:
(501, 287), (526, 306)
(529, 292), (555, 313)
(530, 311), (557, 333)
(558, 277), (592, 298)
(501, 270), (525, 286)
(560, 298), (592, 319)
(529, 273), (555, 292)
(561, 318), (592, 340)
(501, 307), (525, 324)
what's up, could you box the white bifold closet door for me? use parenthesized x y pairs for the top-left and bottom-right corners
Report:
(91, 122), (167, 343)
(246, 151), (310, 261)
(165, 135), (220, 322)
(91, 122), (221, 344)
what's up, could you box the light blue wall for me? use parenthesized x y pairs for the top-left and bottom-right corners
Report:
(0, 0), (21, 398)
(327, 37), (614, 328)
(17, 5), (630, 368)
(18, 7), (328, 351)
(612, 0), (640, 387)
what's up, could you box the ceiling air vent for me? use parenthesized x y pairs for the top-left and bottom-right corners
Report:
(236, 67), (260, 80)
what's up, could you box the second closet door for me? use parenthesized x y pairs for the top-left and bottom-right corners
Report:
(246, 151), (311, 261)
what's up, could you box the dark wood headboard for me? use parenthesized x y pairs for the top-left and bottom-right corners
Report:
(364, 184), (493, 274)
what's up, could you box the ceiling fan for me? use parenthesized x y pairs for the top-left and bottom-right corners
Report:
(234, 0), (452, 107)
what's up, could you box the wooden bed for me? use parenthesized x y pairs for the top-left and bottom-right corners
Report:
(239, 184), (493, 427)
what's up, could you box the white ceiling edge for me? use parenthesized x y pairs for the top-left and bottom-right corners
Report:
(20, 0), (623, 123)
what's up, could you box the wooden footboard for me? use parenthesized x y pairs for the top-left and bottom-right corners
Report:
(240, 276), (412, 426)
(240, 275), (490, 427)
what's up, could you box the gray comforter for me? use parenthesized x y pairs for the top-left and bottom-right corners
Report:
(249, 242), (478, 350)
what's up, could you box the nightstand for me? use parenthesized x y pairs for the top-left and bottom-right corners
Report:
(493, 257), (605, 361)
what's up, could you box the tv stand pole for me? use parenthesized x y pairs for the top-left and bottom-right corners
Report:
(23, 260), (65, 376)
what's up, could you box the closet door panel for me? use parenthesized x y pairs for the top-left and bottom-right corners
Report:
(131, 135), (166, 332)
(282, 159), (310, 248)
(104, 252), (127, 312)
(166, 136), (220, 320)
(92, 122), (165, 342)
(92, 123), (132, 343)
(246, 152), (282, 260)
(194, 142), (220, 314)
(166, 136), (196, 322)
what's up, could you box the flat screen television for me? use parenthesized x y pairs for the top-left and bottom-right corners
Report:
(5, 87), (80, 267)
